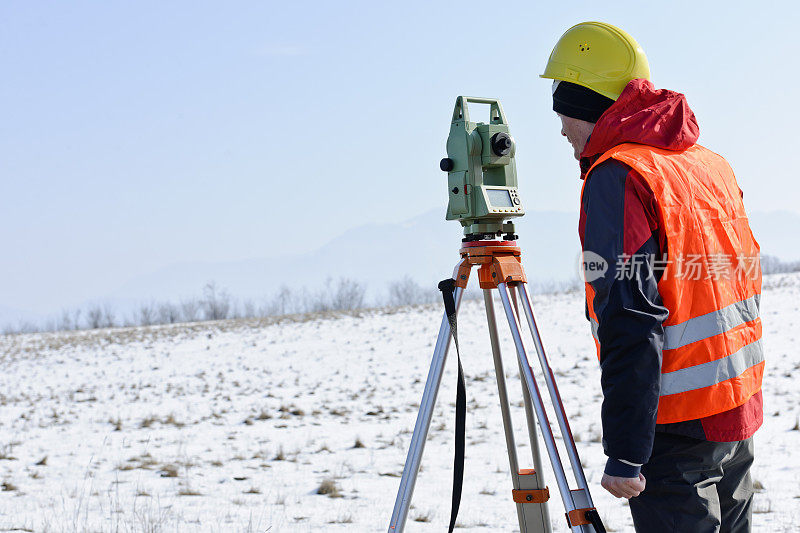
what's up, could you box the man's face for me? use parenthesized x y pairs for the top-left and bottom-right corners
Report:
(557, 113), (595, 160)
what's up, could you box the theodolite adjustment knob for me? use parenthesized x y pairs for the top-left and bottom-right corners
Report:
(440, 158), (454, 171)
(491, 132), (512, 156)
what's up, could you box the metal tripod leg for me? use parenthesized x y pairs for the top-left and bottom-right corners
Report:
(515, 284), (593, 499)
(387, 284), (464, 532)
(483, 289), (551, 533)
(508, 290), (548, 485)
(497, 283), (596, 533)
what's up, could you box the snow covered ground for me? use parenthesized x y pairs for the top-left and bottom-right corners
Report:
(0, 273), (799, 532)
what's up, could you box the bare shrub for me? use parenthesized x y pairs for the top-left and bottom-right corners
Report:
(304, 285), (331, 313)
(334, 277), (365, 310)
(761, 255), (779, 275)
(388, 276), (433, 306)
(228, 299), (254, 320)
(3, 275), (379, 334)
(530, 277), (582, 295)
(86, 304), (115, 329)
(137, 303), (157, 326)
(304, 277), (366, 312)
(157, 303), (181, 324)
(180, 298), (201, 322)
(2, 321), (38, 335)
(202, 282), (231, 321)
(240, 299), (257, 319)
(259, 298), (278, 317)
(761, 254), (800, 275)
(101, 305), (115, 327)
(86, 306), (103, 329)
(273, 285), (292, 315)
(265, 284), (338, 316)
(57, 309), (75, 331)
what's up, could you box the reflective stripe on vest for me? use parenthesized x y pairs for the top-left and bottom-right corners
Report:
(663, 294), (760, 350)
(583, 143), (763, 424)
(591, 292), (761, 351)
(661, 338), (764, 396)
(592, 313), (764, 397)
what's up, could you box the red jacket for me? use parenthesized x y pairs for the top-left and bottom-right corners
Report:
(578, 79), (763, 478)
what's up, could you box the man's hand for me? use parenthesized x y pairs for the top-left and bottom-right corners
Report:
(601, 473), (646, 499)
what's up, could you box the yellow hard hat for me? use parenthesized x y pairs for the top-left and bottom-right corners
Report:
(541, 21), (650, 101)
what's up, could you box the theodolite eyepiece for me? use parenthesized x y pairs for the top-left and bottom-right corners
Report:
(491, 132), (513, 157)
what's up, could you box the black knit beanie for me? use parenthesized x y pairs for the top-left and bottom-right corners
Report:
(552, 80), (615, 123)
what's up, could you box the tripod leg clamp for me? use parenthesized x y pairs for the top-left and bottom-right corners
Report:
(565, 507), (598, 527)
(512, 487), (550, 503)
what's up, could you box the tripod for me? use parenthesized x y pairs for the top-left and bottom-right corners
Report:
(387, 240), (604, 532)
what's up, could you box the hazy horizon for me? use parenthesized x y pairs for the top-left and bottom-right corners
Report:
(3, 1), (799, 322)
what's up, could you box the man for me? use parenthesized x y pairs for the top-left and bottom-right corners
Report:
(541, 22), (764, 532)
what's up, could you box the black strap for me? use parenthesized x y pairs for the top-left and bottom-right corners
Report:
(438, 278), (466, 533)
(585, 509), (607, 533)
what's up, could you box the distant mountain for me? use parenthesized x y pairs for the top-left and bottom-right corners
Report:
(110, 208), (800, 305)
(110, 209), (583, 304)
(6, 209), (798, 327)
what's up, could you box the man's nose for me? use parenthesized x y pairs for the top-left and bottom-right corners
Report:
(561, 129), (567, 137)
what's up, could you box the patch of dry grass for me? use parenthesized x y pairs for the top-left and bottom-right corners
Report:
(316, 478), (342, 498)
(159, 464), (179, 478)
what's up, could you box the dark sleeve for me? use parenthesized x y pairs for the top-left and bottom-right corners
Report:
(581, 159), (669, 477)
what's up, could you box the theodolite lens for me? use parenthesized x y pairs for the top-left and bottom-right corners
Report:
(491, 132), (513, 156)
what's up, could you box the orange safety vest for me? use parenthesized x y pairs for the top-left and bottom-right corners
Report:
(582, 143), (764, 424)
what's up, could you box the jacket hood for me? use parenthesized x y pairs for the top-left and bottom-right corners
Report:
(580, 79), (700, 176)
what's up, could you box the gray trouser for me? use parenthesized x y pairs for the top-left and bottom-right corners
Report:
(629, 433), (754, 533)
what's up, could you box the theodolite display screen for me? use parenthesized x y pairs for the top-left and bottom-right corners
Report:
(487, 189), (513, 207)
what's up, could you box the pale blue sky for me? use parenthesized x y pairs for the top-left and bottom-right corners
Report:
(2, 0), (799, 314)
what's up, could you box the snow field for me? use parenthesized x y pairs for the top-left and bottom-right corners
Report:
(0, 274), (798, 531)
